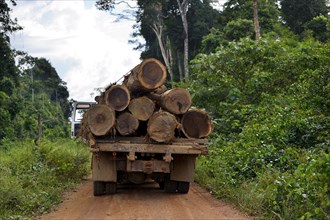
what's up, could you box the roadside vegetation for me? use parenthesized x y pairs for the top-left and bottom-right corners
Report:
(0, 139), (90, 219)
(192, 37), (329, 219)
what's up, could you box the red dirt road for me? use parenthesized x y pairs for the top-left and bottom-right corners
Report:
(39, 178), (251, 220)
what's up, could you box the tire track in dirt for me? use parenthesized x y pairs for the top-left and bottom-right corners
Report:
(38, 178), (251, 220)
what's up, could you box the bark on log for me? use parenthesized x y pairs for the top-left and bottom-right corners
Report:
(154, 88), (192, 114)
(88, 104), (115, 136)
(147, 111), (178, 143)
(116, 112), (139, 136)
(104, 85), (130, 111)
(124, 58), (167, 93)
(180, 109), (212, 139)
(128, 96), (155, 121)
(153, 85), (168, 94)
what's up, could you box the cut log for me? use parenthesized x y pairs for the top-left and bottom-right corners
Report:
(88, 104), (115, 136)
(128, 96), (155, 121)
(149, 88), (191, 115)
(116, 112), (139, 136)
(124, 58), (167, 93)
(104, 85), (130, 111)
(180, 109), (212, 139)
(147, 111), (178, 143)
(153, 85), (168, 94)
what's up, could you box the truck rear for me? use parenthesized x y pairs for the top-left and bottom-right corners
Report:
(89, 137), (207, 195)
(76, 58), (211, 196)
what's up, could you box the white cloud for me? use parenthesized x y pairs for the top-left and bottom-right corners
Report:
(11, 0), (142, 102)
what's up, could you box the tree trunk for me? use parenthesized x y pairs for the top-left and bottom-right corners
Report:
(88, 104), (115, 136)
(176, 0), (189, 80)
(177, 50), (184, 82)
(180, 109), (212, 139)
(128, 96), (155, 121)
(116, 112), (139, 136)
(104, 84), (130, 111)
(123, 58), (167, 94)
(148, 88), (191, 115)
(152, 22), (173, 82)
(253, 0), (261, 40)
(147, 111), (178, 143)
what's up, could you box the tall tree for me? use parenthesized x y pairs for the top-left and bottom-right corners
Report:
(96, 0), (219, 82)
(135, 1), (174, 82)
(28, 58), (71, 118)
(252, 0), (261, 40)
(176, 0), (189, 80)
(221, 0), (279, 34)
(280, 0), (329, 34)
(0, 0), (22, 41)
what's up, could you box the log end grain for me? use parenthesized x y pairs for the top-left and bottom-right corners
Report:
(105, 85), (130, 111)
(116, 112), (139, 136)
(128, 96), (155, 121)
(138, 58), (167, 90)
(161, 88), (192, 114)
(181, 109), (212, 139)
(88, 104), (115, 136)
(147, 111), (177, 143)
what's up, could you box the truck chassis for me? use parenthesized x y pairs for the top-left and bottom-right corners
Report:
(89, 137), (207, 196)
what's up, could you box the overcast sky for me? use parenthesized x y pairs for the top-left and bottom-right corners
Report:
(10, 0), (225, 102)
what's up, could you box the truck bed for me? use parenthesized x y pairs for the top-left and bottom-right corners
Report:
(89, 137), (208, 156)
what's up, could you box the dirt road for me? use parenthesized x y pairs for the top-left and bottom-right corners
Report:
(39, 178), (250, 220)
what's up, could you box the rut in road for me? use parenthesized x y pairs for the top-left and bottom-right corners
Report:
(39, 178), (251, 220)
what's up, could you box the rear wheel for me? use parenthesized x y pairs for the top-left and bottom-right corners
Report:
(164, 179), (178, 193)
(158, 181), (165, 190)
(177, 181), (190, 194)
(105, 182), (117, 194)
(93, 181), (105, 196)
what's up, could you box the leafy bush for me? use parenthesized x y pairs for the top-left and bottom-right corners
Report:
(0, 139), (90, 219)
(191, 37), (330, 219)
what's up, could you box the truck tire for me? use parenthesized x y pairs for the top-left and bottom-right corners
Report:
(105, 182), (117, 194)
(93, 181), (105, 196)
(164, 179), (178, 193)
(177, 181), (190, 194)
(158, 181), (165, 190)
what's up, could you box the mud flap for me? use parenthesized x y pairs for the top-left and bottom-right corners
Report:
(170, 155), (196, 182)
(92, 152), (117, 182)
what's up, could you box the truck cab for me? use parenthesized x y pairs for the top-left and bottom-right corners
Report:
(71, 101), (94, 138)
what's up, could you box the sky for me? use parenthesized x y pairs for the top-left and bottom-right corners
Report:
(10, 0), (141, 102)
(10, 0), (226, 102)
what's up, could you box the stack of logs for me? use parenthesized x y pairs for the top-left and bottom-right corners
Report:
(79, 58), (212, 145)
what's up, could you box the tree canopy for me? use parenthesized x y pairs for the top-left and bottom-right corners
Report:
(0, 2), (71, 142)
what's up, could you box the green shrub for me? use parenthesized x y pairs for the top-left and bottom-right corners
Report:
(0, 139), (90, 219)
(192, 37), (330, 219)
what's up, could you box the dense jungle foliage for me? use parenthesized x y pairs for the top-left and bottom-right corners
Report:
(1, 1), (88, 219)
(0, 139), (90, 219)
(191, 38), (330, 219)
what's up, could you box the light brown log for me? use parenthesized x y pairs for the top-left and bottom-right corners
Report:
(104, 84), (130, 111)
(147, 111), (177, 143)
(124, 58), (167, 93)
(128, 96), (155, 121)
(158, 88), (192, 114)
(87, 104), (115, 136)
(180, 109), (212, 139)
(116, 112), (139, 136)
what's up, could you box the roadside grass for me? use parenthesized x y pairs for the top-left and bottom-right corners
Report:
(195, 149), (330, 220)
(0, 139), (90, 220)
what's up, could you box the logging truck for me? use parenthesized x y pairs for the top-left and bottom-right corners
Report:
(78, 58), (211, 196)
